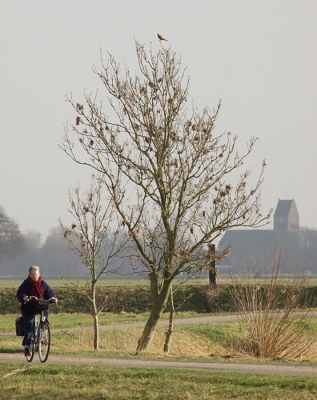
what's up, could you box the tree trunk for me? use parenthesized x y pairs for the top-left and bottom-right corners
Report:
(163, 285), (174, 354)
(93, 313), (99, 350)
(91, 280), (99, 350)
(136, 281), (171, 353)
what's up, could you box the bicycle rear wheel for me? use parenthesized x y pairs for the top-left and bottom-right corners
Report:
(38, 321), (50, 363)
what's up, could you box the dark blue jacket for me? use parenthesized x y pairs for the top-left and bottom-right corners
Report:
(17, 278), (56, 316)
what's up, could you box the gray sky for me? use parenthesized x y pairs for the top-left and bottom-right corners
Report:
(1, 0), (317, 240)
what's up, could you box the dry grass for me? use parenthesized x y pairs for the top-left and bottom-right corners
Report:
(233, 328), (317, 360)
(53, 326), (224, 357)
(47, 323), (317, 361)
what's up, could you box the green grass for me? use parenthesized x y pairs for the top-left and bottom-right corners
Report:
(1, 363), (317, 399)
(0, 311), (205, 333)
(0, 276), (210, 289)
(0, 312), (149, 333)
(0, 276), (149, 288)
(182, 321), (242, 342)
(3, 274), (317, 289)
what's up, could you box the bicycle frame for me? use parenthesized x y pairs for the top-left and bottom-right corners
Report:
(24, 296), (56, 363)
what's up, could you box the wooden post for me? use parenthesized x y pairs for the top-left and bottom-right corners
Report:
(209, 244), (216, 288)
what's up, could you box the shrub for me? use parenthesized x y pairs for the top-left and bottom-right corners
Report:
(227, 253), (317, 359)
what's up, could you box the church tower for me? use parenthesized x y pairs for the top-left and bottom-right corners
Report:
(273, 199), (299, 234)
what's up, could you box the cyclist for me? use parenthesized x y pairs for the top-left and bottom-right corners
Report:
(16, 266), (57, 356)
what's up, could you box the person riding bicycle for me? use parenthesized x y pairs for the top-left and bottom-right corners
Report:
(16, 266), (57, 356)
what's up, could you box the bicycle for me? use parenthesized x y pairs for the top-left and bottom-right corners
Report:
(23, 296), (57, 363)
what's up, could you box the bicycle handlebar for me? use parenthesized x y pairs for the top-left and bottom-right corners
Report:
(24, 296), (57, 305)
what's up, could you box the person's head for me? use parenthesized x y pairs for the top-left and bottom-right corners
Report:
(29, 266), (40, 281)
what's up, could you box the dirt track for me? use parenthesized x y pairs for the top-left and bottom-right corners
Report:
(1, 313), (317, 376)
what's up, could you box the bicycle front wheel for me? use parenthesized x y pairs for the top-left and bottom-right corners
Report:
(26, 341), (35, 363)
(38, 321), (50, 363)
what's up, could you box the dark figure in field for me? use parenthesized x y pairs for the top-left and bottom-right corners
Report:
(209, 267), (218, 289)
(16, 265), (57, 356)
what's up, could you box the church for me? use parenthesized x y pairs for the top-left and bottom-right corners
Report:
(218, 199), (301, 271)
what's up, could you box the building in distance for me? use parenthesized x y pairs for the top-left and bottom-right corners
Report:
(218, 199), (302, 272)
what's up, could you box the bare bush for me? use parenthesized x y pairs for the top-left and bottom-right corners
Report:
(228, 251), (317, 359)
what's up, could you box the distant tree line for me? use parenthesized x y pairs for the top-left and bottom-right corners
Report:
(1, 204), (317, 277)
(0, 206), (26, 264)
(298, 227), (317, 273)
(0, 206), (134, 277)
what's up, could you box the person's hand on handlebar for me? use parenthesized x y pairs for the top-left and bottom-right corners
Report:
(23, 296), (58, 304)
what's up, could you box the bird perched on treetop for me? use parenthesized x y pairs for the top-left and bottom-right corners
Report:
(157, 33), (167, 41)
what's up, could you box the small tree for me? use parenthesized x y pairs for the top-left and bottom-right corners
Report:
(62, 41), (272, 352)
(163, 280), (195, 355)
(59, 176), (126, 349)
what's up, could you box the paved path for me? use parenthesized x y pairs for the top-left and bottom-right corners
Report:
(0, 352), (316, 376)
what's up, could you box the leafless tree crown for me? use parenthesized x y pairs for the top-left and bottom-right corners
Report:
(61, 41), (272, 279)
(59, 178), (123, 280)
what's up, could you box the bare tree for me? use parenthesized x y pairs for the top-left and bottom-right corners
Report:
(0, 206), (25, 263)
(61, 41), (272, 352)
(59, 176), (126, 349)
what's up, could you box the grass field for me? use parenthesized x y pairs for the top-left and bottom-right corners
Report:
(2, 312), (317, 365)
(0, 312), (152, 333)
(0, 275), (210, 289)
(1, 313), (230, 360)
(1, 363), (317, 399)
(0, 276), (149, 289)
(0, 311), (203, 333)
(3, 274), (317, 289)
(2, 278), (317, 398)
(2, 312), (317, 398)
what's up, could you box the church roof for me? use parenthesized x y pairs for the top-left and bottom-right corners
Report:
(273, 199), (294, 218)
(219, 229), (274, 248)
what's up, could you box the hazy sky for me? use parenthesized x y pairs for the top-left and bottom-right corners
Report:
(1, 1), (317, 241)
